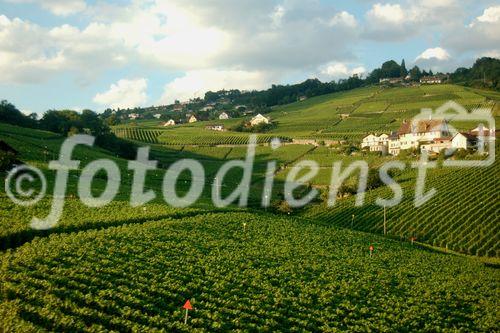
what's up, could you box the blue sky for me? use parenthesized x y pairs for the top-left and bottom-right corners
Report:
(0, 0), (499, 115)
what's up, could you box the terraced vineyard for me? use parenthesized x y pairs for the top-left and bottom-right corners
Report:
(156, 128), (291, 146)
(1, 84), (500, 331)
(112, 127), (164, 143)
(301, 153), (500, 257)
(1, 212), (498, 331)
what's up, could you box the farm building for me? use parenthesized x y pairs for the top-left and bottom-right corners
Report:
(365, 119), (452, 156)
(361, 133), (389, 153)
(128, 113), (140, 119)
(163, 119), (176, 126)
(420, 138), (452, 154)
(420, 76), (444, 84)
(205, 125), (225, 131)
(250, 114), (269, 126)
(451, 132), (477, 150)
(188, 115), (198, 123)
(219, 112), (230, 120)
(379, 77), (404, 84)
(153, 114), (162, 119)
(397, 119), (450, 151)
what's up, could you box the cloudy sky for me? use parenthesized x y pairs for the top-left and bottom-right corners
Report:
(0, 0), (499, 114)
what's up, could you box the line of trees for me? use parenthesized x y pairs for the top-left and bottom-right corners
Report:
(200, 57), (500, 110)
(0, 102), (137, 159)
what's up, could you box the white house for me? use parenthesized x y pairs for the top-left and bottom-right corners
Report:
(128, 113), (140, 120)
(420, 76), (443, 84)
(153, 114), (162, 119)
(366, 119), (451, 156)
(219, 112), (230, 120)
(205, 124), (225, 131)
(188, 115), (197, 123)
(388, 134), (401, 155)
(163, 119), (176, 126)
(397, 119), (450, 151)
(250, 114), (269, 126)
(420, 138), (452, 154)
(452, 132), (477, 150)
(361, 133), (389, 153)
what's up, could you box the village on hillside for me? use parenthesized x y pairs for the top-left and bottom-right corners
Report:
(362, 120), (496, 156)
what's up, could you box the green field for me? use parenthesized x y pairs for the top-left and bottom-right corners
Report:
(1, 84), (499, 331)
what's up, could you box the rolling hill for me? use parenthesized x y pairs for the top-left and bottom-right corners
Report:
(0, 84), (499, 331)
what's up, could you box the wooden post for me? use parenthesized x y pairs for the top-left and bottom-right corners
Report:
(351, 214), (354, 229)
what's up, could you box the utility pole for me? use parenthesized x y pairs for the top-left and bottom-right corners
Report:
(383, 205), (387, 236)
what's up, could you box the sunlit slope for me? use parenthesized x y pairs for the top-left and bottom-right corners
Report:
(112, 85), (498, 145)
(266, 84), (497, 140)
(301, 148), (500, 257)
(1, 212), (498, 331)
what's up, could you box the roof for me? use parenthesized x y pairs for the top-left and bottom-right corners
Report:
(398, 119), (447, 135)
(454, 132), (478, 141)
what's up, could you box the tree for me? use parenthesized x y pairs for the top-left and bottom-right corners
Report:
(409, 66), (422, 81)
(380, 60), (402, 78)
(400, 59), (408, 77)
(0, 100), (38, 128)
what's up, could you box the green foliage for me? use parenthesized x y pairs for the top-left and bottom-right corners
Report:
(450, 57), (500, 90)
(0, 100), (38, 129)
(0, 213), (498, 331)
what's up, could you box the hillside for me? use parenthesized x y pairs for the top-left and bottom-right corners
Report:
(112, 84), (499, 145)
(0, 89), (499, 330)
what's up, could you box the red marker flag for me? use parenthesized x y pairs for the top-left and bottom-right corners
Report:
(183, 300), (193, 310)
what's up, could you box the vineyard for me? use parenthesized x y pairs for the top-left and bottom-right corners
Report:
(1, 84), (499, 331)
(299, 153), (500, 257)
(1, 212), (498, 331)
(112, 127), (164, 144)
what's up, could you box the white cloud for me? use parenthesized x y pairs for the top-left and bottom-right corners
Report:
(158, 70), (271, 105)
(93, 78), (148, 109)
(416, 47), (451, 61)
(476, 6), (500, 23)
(444, 5), (500, 55)
(363, 1), (462, 41)
(6, 0), (86, 16)
(329, 11), (357, 27)
(367, 3), (405, 24)
(0, 15), (129, 84)
(320, 63), (366, 79)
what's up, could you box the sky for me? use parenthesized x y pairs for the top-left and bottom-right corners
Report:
(0, 0), (499, 115)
